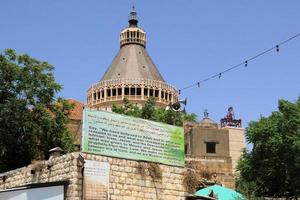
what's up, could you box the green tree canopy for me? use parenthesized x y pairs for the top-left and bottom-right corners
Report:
(237, 98), (300, 199)
(112, 97), (197, 126)
(0, 49), (75, 172)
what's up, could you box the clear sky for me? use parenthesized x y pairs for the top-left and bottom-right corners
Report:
(1, 1), (299, 128)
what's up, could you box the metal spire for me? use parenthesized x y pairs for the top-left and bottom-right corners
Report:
(129, 5), (138, 27)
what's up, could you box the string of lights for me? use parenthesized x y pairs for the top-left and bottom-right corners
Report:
(178, 33), (300, 94)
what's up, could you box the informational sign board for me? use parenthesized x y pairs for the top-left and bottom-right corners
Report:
(81, 109), (185, 167)
(83, 160), (110, 200)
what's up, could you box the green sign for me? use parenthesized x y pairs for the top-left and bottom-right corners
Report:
(81, 109), (185, 167)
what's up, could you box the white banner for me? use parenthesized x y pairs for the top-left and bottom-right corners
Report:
(84, 160), (110, 200)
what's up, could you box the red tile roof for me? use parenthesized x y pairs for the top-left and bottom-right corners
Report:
(66, 99), (84, 120)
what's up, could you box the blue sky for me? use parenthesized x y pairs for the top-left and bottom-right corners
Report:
(1, 1), (299, 129)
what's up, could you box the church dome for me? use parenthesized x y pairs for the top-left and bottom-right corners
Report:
(87, 7), (179, 111)
(199, 110), (219, 128)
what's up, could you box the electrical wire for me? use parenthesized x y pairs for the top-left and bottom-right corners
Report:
(178, 33), (300, 93)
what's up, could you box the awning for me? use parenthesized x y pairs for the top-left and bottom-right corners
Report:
(195, 185), (246, 200)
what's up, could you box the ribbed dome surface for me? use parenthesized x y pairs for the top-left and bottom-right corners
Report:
(100, 44), (165, 82)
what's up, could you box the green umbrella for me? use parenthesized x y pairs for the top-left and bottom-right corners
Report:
(195, 185), (246, 200)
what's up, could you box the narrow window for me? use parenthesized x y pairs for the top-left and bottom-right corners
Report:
(101, 91), (104, 98)
(130, 88), (135, 95)
(118, 88), (122, 96)
(185, 144), (188, 154)
(112, 89), (116, 96)
(144, 88), (148, 96)
(149, 89), (153, 97)
(107, 89), (111, 97)
(125, 87), (129, 95)
(155, 90), (159, 97)
(206, 142), (216, 153)
(137, 88), (141, 95)
(93, 93), (96, 100)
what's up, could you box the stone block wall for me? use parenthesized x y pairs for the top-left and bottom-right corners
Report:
(0, 152), (84, 200)
(0, 152), (237, 200)
(186, 155), (235, 188)
(82, 153), (187, 200)
(226, 127), (246, 174)
(0, 152), (189, 200)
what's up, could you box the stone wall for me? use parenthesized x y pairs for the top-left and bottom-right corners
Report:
(226, 127), (246, 174)
(0, 152), (83, 200)
(186, 155), (235, 189)
(82, 153), (187, 200)
(0, 152), (239, 199)
(0, 152), (189, 200)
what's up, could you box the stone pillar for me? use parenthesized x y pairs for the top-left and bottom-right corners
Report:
(158, 88), (162, 103)
(104, 87), (107, 102)
(141, 85), (144, 100)
(122, 85), (124, 100)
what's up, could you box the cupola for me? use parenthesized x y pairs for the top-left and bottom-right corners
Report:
(120, 6), (146, 47)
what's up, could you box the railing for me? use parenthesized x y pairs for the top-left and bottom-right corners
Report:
(86, 78), (179, 106)
(87, 78), (178, 94)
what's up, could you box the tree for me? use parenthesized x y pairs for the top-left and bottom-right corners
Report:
(112, 97), (197, 126)
(0, 49), (75, 172)
(237, 98), (300, 199)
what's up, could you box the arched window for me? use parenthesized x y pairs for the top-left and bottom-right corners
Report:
(107, 89), (111, 97)
(149, 89), (153, 96)
(137, 88), (141, 95)
(144, 88), (148, 96)
(125, 87), (129, 95)
(112, 88), (116, 96)
(118, 88), (122, 96)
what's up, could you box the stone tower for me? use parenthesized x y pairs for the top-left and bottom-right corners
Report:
(87, 7), (179, 111)
(184, 109), (246, 177)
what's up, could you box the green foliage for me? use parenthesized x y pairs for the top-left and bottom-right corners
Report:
(0, 49), (75, 172)
(112, 97), (197, 126)
(111, 98), (141, 118)
(237, 98), (300, 199)
(141, 96), (156, 120)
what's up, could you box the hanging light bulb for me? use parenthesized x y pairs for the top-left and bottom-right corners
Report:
(245, 60), (248, 67)
(276, 45), (280, 52)
(197, 82), (200, 87)
(218, 73), (222, 79)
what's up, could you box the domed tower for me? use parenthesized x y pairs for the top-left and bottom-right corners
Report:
(87, 7), (179, 111)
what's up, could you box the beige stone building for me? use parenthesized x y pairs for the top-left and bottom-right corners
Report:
(184, 111), (246, 175)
